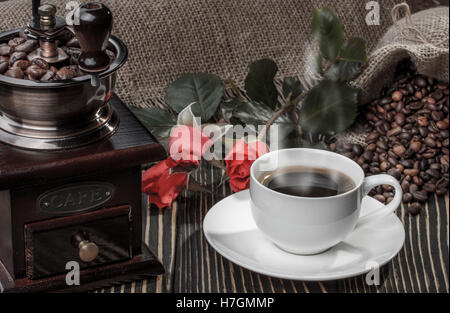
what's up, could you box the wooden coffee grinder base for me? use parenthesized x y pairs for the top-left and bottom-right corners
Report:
(0, 95), (166, 293)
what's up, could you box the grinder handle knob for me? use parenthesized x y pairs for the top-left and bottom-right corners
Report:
(72, 231), (99, 263)
(78, 241), (99, 263)
(73, 2), (112, 73)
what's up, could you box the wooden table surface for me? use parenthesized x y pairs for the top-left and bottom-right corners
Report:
(95, 162), (449, 293)
(93, 0), (450, 294)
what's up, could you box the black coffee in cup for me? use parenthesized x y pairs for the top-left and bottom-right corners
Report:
(259, 166), (355, 198)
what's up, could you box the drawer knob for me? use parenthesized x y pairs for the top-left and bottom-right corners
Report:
(72, 232), (99, 262)
(78, 240), (99, 263)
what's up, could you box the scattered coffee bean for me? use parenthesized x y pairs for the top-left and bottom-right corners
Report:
(380, 161), (389, 171)
(394, 113), (405, 125)
(362, 150), (373, 161)
(437, 120), (449, 130)
(412, 190), (428, 202)
(403, 193), (413, 203)
(424, 137), (436, 147)
(409, 140), (422, 152)
(423, 183), (436, 193)
(408, 202), (422, 215)
(377, 140), (389, 150)
(374, 194), (386, 203)
(409, 102), (424, 110)
(404, 168), (419, 176)
(332, 60), (449, 215)
(418, 116), (429, 127)
(392, 91), (403, 101)
(393, 144), (406, 157)
(352, 144), (363, 156)
(400, 159), (414, 168)
(425, 168), (440, 179)
(415, 77), (427, 88)
(387, 127), (402, 137)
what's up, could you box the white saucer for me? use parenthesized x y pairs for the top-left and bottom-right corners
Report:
(203, 190), (405, 281)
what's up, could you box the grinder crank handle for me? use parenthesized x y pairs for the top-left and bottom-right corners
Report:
(73, 2), (113, 73)
(32, 0), (41, 23)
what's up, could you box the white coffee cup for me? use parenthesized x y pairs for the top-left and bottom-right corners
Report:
(249, 148), (403, 255)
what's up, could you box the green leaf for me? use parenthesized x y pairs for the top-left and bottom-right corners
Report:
(311, 7), (344, 61)
(165, 73), (224, 121)
(282, 77), (303, 100)
(299, 80), (359, 135)
(221, 100), (238, 123)
(232, 100), (292, 126)
(340, 37), (367, 63)
(177, 102), (201, 128)
(244, 59), (279, 109)
(324, 60), (363, 81)
(130, 106), (176, 143)
(312, 54), (323, 74)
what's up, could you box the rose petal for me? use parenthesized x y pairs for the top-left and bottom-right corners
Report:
(169, 125), (212, 162)
(229, 176), (250, 192)
(142, 159), (170, 193)
(225, 140), (269, 193)
(142, 158), (189, 209)
(155, 172), (188, 209)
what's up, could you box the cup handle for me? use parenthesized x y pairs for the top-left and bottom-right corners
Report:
(357, 174), (403, 227)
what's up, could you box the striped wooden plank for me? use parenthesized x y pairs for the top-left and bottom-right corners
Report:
(98, 161), (448, 293)
(94, 0), (450, 292)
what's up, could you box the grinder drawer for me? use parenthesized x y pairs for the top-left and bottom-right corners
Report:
(24, 205), (132, 280)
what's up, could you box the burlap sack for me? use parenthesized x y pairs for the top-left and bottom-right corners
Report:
(1, 0), (404, 107)
(355, 3), (449, 104)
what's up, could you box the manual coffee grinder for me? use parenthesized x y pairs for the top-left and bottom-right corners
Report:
(0, 1), (165, 292)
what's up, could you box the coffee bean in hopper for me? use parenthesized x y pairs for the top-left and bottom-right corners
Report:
(0, 61), (8, 74)
(4, 67), (24, 79)
(12, 60), (31, 70)
(56, 67), (77, 80)
(0, 34), (111, 81)
(40, 70), (56, 81)
(31, 58), (49, 70)
(26, 65), (47, 80)
(332, 60), (449, 215)
(0, 43), (12, 56)
(8, 51), (27, 65)
(14, 39), (37, 53)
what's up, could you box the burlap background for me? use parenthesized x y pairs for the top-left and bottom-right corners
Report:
(1, 0), (407, 107)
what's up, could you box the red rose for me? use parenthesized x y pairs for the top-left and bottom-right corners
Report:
(142, 159), (188, 209)
(142, 125), (212, 209)
(225, 140), (269, 192)
(169, 125), (212, 166)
